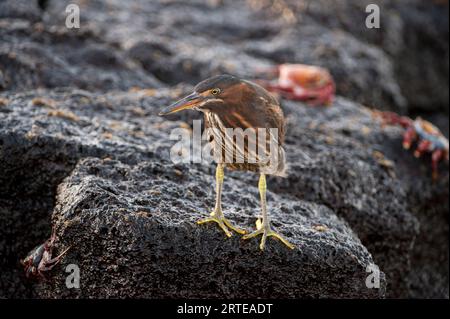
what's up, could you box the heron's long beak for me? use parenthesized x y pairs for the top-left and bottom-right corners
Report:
(159, 92), (204, 116)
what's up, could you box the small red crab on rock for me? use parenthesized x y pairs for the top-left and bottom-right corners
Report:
(257, 64), (336, 105)
(373, 110), (449, 179)
(21, 230), (70, 279)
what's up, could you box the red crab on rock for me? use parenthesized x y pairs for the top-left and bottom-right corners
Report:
(21, 230), (70, 279)
(257, 64), (336, 105)
(374, 110), (449, 179)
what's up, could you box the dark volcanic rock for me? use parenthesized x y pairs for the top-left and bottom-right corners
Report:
(0, 0), (42, 22)
(0, 88), (179, 297)
(0, 19), (161, 92)
(1, 88), (447, 298)
(278, 99), (448, 298)
(230, 97), (445, 297)
(0, 0), (448, 299)
(244, 27), (407, 112)
(36, 157), (384, 298)
(294, 0), (449, 114)
(0, 0), (408, 112)
(2, 0), (447, 113)
(0, 88), (178, 197)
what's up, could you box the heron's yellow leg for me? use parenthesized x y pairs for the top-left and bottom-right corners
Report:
(242, 174), (295, 250)
(197, 164), (246, 237)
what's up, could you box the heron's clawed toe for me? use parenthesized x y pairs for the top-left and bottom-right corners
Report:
(197, 211), (246, 237)
(243, 220), (295, 250)
(222, 217), (247, 235)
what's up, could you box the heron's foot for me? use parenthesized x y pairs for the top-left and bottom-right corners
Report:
(242, 219), (295, 250)
(197, 211), (246, 237)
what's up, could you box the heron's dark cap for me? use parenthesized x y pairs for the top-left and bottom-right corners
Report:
(194, 74), (242, 93)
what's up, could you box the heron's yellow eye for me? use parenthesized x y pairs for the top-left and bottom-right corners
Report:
(211, 88), (221, 95)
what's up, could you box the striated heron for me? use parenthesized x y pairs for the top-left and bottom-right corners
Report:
(159, 75), (294, 250)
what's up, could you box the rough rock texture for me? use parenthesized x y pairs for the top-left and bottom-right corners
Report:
(0, 89), (177, 298)
(0, 0), (448, 299)
(278, 100), (448, 298)
(0, 0), (407, 112)
(1, 89), (447, 298)
(0, 89), (391, 298)
(293, 0), (449, 114)
(36, 157), (383, 298)
(2, 0), (448, 114)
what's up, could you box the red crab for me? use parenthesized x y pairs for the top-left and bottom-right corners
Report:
(257, 64), (335, 105)
(21, 230), (70, 279)
(374, 111), (449, 179)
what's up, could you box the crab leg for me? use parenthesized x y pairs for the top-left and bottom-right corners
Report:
(47, 246), (71, 265)
(316, 82), (335, 105)
(39, 246), (71, 271)
(403, 126), (417, 150)
(431, 149), (444, 180)
(414, 139), (432, 158)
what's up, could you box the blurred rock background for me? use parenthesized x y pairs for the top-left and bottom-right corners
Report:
(0, 0), (448, 298)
